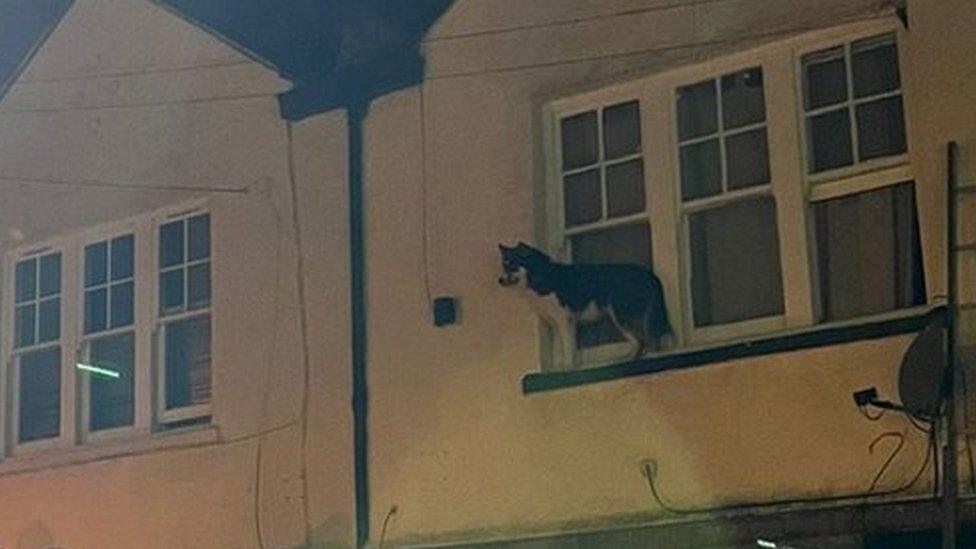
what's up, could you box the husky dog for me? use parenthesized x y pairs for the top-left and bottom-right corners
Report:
(498, 242), (671, 367)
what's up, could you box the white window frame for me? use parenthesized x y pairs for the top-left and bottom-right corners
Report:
(798, 32), (910, 186)
(153, 206), (213, 425)
(542, 18), (913, 369)
(0, 198), (212, 460)
(75, 221), (152, 444)
(4, 243), (73, 455)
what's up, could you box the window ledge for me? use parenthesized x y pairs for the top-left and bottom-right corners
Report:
(0, 423), (218, 478)
(523, 305), (945, 394)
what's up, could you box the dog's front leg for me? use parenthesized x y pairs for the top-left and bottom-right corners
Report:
(607, 307), (645, 361)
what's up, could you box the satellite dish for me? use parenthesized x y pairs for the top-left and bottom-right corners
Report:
(898, 320), (947, 418)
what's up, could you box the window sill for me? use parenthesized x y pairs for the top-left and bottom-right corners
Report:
(0, 423), (218, 478)
(523, 305), (945, 394)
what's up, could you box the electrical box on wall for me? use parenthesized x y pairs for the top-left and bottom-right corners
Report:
(433, 296), (458, 327)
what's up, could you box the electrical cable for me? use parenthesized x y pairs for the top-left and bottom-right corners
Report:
(0, 174), (249, 194)
(254, 441), (266, 549)
(418, 85), (434, 309)
(423, 0), (730, 43)
(378, 505), (398, 549)
(426, 12), (888, 81)
(642, 426), (935, 516)
(868, 430), (906, 492)
(859, 405), (885, 421)
(286, 122), (315, 544)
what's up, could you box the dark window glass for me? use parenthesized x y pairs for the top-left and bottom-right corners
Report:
(160, 221), (184, 268)
(606, 160), (645, 218)
(19, 346), (61, 443)
(187, 264), (211, 311)
(602, 101), (641, 160)
(560, 111), (599, 170)
(680, 138), (722, 200)
(689, 196), (784, 326)
(39, 254), (60, 298)
(89, 333), (135, 431)
(85, 242), (108, 287)
(563, 170), (602, 227)
(111, 235), (134, 280)
(110, 282), (134, 328)
(726, 128), (770, 190)
(852, 34), (900, 98)
(856, 96), (907, 161)
(803, 47), (847, 110)
(677, 79), (718, 140)
(187, 215), (210, 262)
(721, 68), (765, 129)
(15, 259), (36, 303)
(160, 269), (185, 314)
(815, 182), (925, 321)
(165, 315), (212, 410)
(15, 304), (36, 348)
(808, 109), (853, 173)
(85, 288), (108, 334)
(37, 298), (60, 343)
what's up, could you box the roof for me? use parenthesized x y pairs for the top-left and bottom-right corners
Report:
(0, 0), (454, 120)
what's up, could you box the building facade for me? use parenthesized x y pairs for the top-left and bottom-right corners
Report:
(0, 0), (975, 548)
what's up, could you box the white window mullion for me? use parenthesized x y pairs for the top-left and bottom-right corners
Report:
(60, 243), (79, 449)
(134, 222), (153, 433)
(767, 54), (817, 328)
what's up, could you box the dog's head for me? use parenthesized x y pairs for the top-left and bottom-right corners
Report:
(498, 242), (556, 294)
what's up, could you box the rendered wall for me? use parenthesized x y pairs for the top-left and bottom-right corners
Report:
(364, 0), (963, 546)
(0, 1), (355, 548)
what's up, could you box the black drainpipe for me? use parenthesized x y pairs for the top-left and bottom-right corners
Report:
(348, 99), (371, 548)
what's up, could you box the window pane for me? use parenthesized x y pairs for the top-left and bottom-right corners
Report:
(606, 160), (645, 218)
(852, 34), (900, 98)
(807, 108), (853, 173)
(560, 111), (599, 170)
(721, 67), (765, 129)
(571, 223), (652, 349)
(85, 242), (108, 287)
(726, 128), (770, 190)
(89, 333), (135, 432)
(815, 183), (925, 321)
(85, 288), (108, 334)
(856, 96), (907, 161)
(571, 222), (651, 267)
(37, 298), (59, 343)
(602, 101), (641, 160)
(15, 304), (35, 348)
(110, 282), (134, 328)
(165, 315), (212, 410)
(15, 258), (36, 303)
(689, 196), (784, 326)
(160, 220), (184, 268)
(803, 47), (847, 110)
(111, 234), (134, 280)
(19, 346), (61, 443)
(188, 215), (210, 262)
(160, 269), (185, 314)
(563, 169), (602, 227)
(680, 138), (722, 201)
(187, 263), (211, 311)
(677, 79), (718, 140)
(39, 253), (60, 298)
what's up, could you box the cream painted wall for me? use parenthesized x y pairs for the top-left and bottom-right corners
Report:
(0, 1), (354, 548)
(362, 0), (970, 546)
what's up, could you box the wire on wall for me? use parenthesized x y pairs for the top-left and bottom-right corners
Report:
(423, 0), (731, 44)
(286, 122), (315, 544)
(419, 84), (434, 309)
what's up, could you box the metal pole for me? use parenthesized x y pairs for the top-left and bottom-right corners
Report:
(942, 141), (959, 549)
